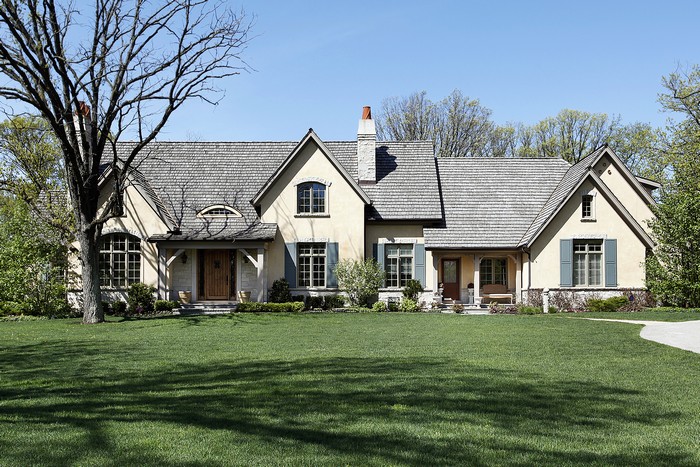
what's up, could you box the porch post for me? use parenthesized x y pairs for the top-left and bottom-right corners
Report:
(157, 246), (167, 300)
(256, 247), (266, 302)
(515, 253), (522, 304)
(473, 255), (481, 305)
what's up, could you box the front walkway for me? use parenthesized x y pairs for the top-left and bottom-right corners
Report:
(586, 319), (700, 354)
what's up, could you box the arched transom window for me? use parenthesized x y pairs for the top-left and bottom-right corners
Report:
(197, 205), (242, 218)
(297, 182), (326, 214)
(99, 233), (141, 288)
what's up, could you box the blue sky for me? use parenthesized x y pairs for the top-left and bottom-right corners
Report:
(160, 0), (700, 142)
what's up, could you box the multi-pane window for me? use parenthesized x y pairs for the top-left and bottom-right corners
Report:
(297, 183), (326, 214)
(573, 241), (602, 286)
(480, 258), (507, 287)
(582, 195), (594, 219)
(99, 234), (141, 288)
(385, 244), (413, 287)
(298, 243), (326, 287)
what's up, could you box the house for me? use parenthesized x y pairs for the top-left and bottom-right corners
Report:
(87, 106), (656, 307)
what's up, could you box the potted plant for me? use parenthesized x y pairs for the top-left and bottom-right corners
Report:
(178, 290), (192, 304)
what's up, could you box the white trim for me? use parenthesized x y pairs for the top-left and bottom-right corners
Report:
(296, 237), (330, 243)
(101, 227), (145, 240)
(196, 205), (242, 218)
(379, 237), (418, 244)
(293, 177), (332, 187)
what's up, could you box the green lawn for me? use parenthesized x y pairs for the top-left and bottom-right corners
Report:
(1, 313), (699, 466)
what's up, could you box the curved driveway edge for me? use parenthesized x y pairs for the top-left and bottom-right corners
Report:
(585, 319), (700, 354)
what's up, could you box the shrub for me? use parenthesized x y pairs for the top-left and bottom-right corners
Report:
(305, 296), (324, 310)
(334, 259), (385, 307)
(154, 300), (180, 312)
(0, 301), (27, 316)
(517, 305), (543, 315)
(292, 294), (305, 303)
(452, 302), (464, 314)
(387, 299), (399, 312)
(586, 295), (629, 312)
(399, 298), (420, 313)
(371, 301), (387, 312)
(549, 290), (585, 313)
(127, 283), (156, 314)
(269, 278), (293, 303)
(237, 302), (304, 313)
(101, 301), (111, 314)
(489, 302), (518, 314)
(323, 294), (345, 310)
(402, 279), (424, 301)
(110, 301), (127, 315)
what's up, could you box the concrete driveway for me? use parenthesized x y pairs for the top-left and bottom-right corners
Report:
(587, 319), (700, 354)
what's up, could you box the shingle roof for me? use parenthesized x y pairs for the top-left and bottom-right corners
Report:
(363, 142), (442, 220)
(424, 157), (571, 249)
(519, 146), (606, 247)
(115, 137), (439, 241)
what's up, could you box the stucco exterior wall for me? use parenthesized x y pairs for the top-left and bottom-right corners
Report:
(529, 178), (647, 289)
(70, 181), (170, 301)
(260, 142), (366, 286)
(366, 223), (434, 296)
(594, 154), (654, 235)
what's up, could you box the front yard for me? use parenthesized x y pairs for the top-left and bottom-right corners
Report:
(1, 312), (699, 466)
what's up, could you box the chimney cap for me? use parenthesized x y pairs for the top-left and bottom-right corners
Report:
(77, 101), (90, 117)
(361, 106), (372, 120)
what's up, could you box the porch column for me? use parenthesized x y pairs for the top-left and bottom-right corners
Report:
(256, 247), (266, 302)
(515, 253), (522, 303)
(157, 247), (167, 300)
(473, 255), (481, 305)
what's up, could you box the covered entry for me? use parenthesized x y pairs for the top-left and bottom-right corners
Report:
(200, 250), (235, 300)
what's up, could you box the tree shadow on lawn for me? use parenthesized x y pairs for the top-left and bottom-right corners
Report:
(0, 344), (693, 466)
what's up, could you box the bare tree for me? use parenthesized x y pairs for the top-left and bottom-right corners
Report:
(376, 90), (496, 157)
(0, 0), (253, 323)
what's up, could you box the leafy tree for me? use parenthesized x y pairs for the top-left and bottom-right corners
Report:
(0, 0), (253, 323)
(334, 259), (385, 307)
(377, 90), (495, 157)
(645, 66), (700, 307)
(0, 195), (69, 316)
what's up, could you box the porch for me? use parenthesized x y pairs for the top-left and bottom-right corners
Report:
(154, 241), (269, 303)
(431, 250), (524, 306)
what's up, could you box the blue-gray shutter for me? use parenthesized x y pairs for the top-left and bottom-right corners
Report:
(376, 243), (385, 287)
(372, 243), (378, 261)
(560, 239), (573, 287)
(414, 243), (426, 287)
(326, 242), (339, 288)
(605, 239), (617, 287)
(284, 243), (297, 288)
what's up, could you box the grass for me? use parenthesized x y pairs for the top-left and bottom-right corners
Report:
(1, 313), (699, 466)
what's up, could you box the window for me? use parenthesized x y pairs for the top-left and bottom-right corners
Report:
(197, 205), (242, 218)
(99, 233), (141, 288)
(297, 183), (326, 214)
(385, 244), (413, 287)
(298, 243), (326, 287)
(480, 258), (507, 287)
(582, 194), (594, 219)
(573, 241), (602, 286)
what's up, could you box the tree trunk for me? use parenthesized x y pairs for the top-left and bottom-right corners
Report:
(77, 226), (104, 324)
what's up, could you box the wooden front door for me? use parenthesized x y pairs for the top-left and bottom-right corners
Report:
(203, 250), (230, 300)
(442, 259), (460, 301)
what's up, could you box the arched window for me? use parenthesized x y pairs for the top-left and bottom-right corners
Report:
(197, 205), (242, 218)
(99, 233), (141, 288)
(297, 182), (326, 214)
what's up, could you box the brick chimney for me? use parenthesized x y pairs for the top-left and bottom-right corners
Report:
(357, 105), (376, 184)
(73, 101), (92, 156)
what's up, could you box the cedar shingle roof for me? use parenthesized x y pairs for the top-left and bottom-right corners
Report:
(424, 157), (571, 249)
(518, 146), (606, 247)
(116, 137), (440, 241)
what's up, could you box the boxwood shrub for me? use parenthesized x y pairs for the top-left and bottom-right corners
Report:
(237, 302), (304, 313)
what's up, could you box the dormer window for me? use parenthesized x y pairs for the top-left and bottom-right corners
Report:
(581, 194), (595, 221)
(297, 182), (326, 214)
(197, 205), (242, 218)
